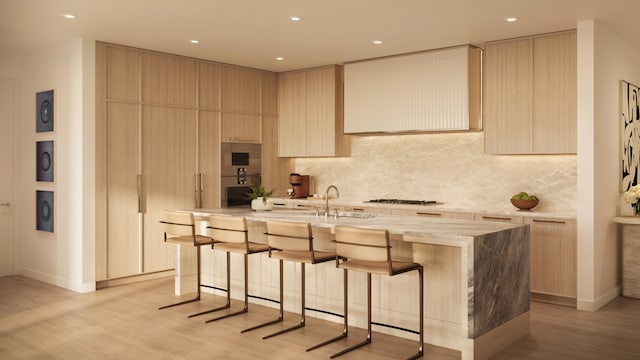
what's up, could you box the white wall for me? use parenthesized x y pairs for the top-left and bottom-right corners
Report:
(15, 38), (95, 292)
(576, 20), (640, 310)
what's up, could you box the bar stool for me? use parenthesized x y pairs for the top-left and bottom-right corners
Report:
(243, 219), (348, 350)
(158, 210), (214, 309)
(197, 214), (270, 323)
(331, 225), (424, 360)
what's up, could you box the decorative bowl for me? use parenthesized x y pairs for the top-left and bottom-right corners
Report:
(510, 199), (539, 210)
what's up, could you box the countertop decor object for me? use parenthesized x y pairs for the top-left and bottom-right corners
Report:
(511, 191), (539, 210)
(623, 184), (640, 215)
(247, 185), (275, 211)
(510, 199), (539, 210)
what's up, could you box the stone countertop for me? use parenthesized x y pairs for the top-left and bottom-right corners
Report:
(271, 197), (576, 220)
(193, 207), (524, 244)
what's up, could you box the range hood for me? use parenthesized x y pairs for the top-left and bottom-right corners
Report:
(343, 45), (481, 134)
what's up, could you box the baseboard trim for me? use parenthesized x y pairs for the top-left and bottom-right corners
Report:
(531, 292), (577, 307)
(577, 285), (621, 312)
(96, 270), (174, 289)
(20, 267), (96, 293)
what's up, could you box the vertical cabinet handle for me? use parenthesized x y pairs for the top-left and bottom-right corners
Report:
(194, 174), (203, 208)
(198, 173), (203, 208)
(137, 174), (142, 213)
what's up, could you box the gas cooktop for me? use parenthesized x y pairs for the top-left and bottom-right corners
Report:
(366, 199), (437, 205)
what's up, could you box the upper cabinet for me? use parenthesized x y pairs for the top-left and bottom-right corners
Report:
(343, 45), (482, 134)
(278, 65), (350, 157)
(484, 31), (577, 154)
(221, 66), (261, 114)
(141, 52), (197, 107)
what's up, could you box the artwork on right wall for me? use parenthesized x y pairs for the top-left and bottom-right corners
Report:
(621, 80), (640, 192)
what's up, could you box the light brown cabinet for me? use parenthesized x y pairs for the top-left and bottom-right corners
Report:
(484, 31), (576, 154)
(390, 208), (474, 220)
(526, 217), (577, 303)
(278, 65), (350, 157)
(473, 213), (524, 224)
(96, 42), (280, 281)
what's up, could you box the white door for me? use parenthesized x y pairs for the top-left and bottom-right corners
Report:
(0, 78), (16, 276)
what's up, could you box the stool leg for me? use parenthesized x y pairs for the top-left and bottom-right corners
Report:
(205, 252), (250, 323)
(331, 272), (372, 358)
(158, 245), (201, 310)
(189, 251), (232, 318)
(306, 268), (348, 351)
(241, 258), (285, 333)
(262, 261), (306, 339)
(407, 267), (424, 360)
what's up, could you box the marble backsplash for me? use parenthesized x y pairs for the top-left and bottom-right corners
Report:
(294, 132), (577, 213)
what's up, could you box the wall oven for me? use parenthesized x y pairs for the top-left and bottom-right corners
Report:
(221, 143), (261, 207)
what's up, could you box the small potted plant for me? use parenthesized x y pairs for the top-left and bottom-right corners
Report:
(247, 185), (275, 211)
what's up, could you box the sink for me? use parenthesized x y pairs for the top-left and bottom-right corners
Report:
(337, 211), (376, 219)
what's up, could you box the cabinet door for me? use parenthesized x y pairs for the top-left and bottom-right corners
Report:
(141, 52), (197, 107)
(278, 71), (307, 156)
(484, 39), (533, 154)
(532, 32), (577, 153)
(198, 110), (221, 208)
(473, 213), (524, 223)
(526, 218), (577, 298)
(221, 113), (261, 143)
(262, 115), (293, 197)
(390, 208), (474, 219)
(262, 72), (278, 116)
(142, 106), (197, 273)
(198, 61), (221, 111)
(221, 66), (261, 114)
(306, 66), (336, 156)
(106, 45), (140, 102)
(106, 102), (141, 278)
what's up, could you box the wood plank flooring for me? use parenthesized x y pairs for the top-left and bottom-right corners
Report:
(1, 275), (639, 359)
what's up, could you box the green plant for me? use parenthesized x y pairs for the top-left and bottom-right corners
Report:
(247, 185), (275, 204)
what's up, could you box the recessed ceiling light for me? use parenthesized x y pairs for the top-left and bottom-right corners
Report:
(290, 16), (302, 21)
(505, 17), (517, 22)
(276, 57), (284, 61)
(191, 40), (199, 44)
(63, 14), (76, 19)
(373, 40), (383, 45)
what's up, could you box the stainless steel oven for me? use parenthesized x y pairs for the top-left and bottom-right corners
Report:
(221, 143), (261, 207)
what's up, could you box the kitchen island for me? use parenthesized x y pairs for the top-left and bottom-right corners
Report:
(179, 208), (530, 360)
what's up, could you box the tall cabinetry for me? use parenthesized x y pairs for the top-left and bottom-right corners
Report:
(278, 65), (350, 157)
(96, 42), (285, 281)
(484, 30), (577, 154)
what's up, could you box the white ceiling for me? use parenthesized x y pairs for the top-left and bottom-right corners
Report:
(1, 0), (639, 72)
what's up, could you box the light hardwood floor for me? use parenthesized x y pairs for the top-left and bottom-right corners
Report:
(1, 275), (639, 359)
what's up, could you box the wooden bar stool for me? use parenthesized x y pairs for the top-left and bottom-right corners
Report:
(196, 214), (270, 322)
(243, 219), (348, 350)
(331, 225), (424, 360)
(158, 210), (214, 309)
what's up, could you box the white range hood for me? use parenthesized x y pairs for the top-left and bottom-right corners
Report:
(344, 45), (481, 134)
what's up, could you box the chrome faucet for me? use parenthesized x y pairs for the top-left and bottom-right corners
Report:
(324, 185), (340, 218)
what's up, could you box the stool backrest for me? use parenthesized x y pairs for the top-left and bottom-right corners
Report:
(335, 225), (391, 262)
(160, 211), (195, 238)
(208, 214), (248, 244)
(266, 220), (313, 251)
